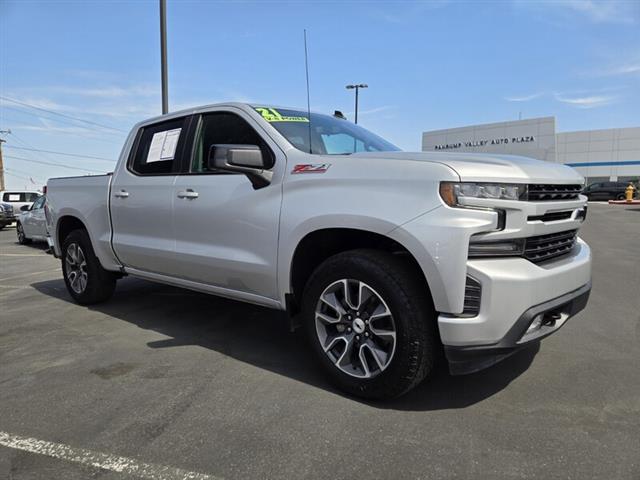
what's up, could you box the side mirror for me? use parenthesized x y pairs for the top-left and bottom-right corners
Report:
(208, 144), (272, 189)
(21, 205), (31, 212)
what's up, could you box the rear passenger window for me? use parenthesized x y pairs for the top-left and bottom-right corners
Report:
(130, 117), (188, 175)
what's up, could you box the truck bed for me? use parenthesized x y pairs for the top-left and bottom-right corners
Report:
(46, 173), (119, 270)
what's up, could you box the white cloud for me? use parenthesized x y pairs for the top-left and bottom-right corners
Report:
(51, 84), (160, 98)
(554, 93), (617, 108)
(560, 0), (638, 24)
(504, 92), (545, 102)
(599, 62), (640, 76)
(516, 0), (638, 25)
(345, 105), (395, 116)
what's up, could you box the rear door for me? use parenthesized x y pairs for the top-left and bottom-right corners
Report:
(110, 116), (191, 275)
(171, 109), (284, 300)
(23, 195), (46, 237)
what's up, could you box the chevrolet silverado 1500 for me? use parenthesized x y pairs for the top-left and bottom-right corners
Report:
(46, 103), (591, 399)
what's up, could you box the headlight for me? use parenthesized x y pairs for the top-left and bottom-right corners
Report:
(440, 182), (526, 207)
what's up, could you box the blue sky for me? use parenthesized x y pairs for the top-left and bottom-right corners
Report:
(1, 0), (639, 189)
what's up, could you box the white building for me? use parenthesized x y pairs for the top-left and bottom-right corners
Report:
(422, 117), (640, 183)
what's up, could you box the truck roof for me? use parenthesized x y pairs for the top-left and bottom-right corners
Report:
(132, 102), (318, 130)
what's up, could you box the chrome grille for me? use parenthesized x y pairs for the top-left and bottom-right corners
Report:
(527, 184), (582, 201)
(524, 230), (578, 263)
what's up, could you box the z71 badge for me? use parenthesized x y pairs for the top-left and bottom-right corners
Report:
(291, 164), (331, 174)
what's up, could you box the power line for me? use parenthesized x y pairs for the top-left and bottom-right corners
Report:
(0, 95), (127, 133)
(5, 145), (116, 162)
(5, 166), (46, 181)
(4, 155), (108, 174)
(2, 105), (124, 143)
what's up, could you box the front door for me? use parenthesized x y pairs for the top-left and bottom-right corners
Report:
(172, 110), (283, 301)
(110, 116), (190, 275)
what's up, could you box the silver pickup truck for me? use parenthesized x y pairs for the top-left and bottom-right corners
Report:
(46, 103), (592, 399)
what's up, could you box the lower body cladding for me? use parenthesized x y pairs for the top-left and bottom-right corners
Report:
(440, 238), (592, 375)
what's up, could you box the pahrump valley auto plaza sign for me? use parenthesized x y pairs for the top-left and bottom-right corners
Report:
(434, 135), (536, 150)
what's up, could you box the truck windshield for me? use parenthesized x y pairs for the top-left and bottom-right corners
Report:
(253, 107), (400, 155)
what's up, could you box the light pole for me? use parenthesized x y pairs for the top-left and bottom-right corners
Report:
(159, 0), (169, 114)
(345, 84), (368, 124)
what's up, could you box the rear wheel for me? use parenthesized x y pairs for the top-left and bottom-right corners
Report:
(0, 223), (7, 230)
(62, 229), (117, 305)
(616, 193), (626, 200)
(16, 222), (31, 245)
(302, 249), (437, 399)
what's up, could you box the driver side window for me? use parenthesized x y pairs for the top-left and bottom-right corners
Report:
(191, 112), (274, 173)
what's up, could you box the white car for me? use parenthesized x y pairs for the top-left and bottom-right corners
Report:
(17, 195), (48, 244)
(45, 103), (592, 399)
(0, 190), (41, 216)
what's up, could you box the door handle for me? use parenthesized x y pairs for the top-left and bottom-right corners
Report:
(177, 189), (199, 199)
(114, 190), (129, 198)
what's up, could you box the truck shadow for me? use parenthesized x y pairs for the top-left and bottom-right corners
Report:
(32, 277), (539, 412)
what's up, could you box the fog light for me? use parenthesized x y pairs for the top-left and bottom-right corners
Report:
(526, 314), (544, 334)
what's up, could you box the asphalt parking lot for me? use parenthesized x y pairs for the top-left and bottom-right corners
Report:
(0, 202), (639, 479)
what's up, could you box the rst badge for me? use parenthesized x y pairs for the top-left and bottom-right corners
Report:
(291, 163), (331, 174)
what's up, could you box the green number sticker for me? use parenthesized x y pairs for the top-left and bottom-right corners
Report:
(254, 107), (309, 123)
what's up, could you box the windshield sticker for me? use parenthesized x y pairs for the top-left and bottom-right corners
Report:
(255, 107), (309, 123)
(292, 163), (331, 174)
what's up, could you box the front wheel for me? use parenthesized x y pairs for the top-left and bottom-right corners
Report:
(62, 229), (117, 305)
(302, 249), (437, 400)
(16, 222), (31, 245)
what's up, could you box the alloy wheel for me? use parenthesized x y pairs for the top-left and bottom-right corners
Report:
(65, 243), (88, 294)
(315, 279), (397, 379)
(17, 224), (25, 243)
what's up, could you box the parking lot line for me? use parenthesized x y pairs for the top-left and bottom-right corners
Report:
(0, 431), (219, 480)
(0, 253), (50, 257)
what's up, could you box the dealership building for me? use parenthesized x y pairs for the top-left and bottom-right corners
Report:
(422, 117), (640, 184)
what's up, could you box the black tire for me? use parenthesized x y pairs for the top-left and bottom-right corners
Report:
(301, 249), (437, 400)
(616, 193), (625, 200)
(16, 222), (31, 245)
(0, 223), (6, 230)
(61, 229), (117, 305)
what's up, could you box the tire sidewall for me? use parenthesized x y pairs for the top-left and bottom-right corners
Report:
(61, 229), (109, 304)
(302, 252), (432, 399)
(16, 222), (28, 244)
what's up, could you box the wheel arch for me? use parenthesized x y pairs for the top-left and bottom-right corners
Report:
(287, 227), (433, 315)
(57, 215), (88, 250)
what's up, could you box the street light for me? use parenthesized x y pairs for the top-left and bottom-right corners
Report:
(346, 84), (368, 124)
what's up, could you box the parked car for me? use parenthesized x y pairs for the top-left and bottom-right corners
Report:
(583, 181), (634, 201)
(0, 190), (41, 216)
(16, 195), (48, 244)
(45, 103), (592, 399)
(0, 203), (16, 229)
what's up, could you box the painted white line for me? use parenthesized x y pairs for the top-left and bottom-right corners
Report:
(0, 253), (49, 257)
(0, 431), (219, 480)
(0, 269), (60, 282)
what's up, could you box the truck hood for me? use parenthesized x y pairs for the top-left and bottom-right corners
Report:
(354, 151), (584, 184)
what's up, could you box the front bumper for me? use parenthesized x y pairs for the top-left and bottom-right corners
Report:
(444, 281), (591, 374)
(439, 238), (592, 374)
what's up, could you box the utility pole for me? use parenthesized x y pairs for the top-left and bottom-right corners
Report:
(0, 129), (10, 191)
(160, 0), (169, 114)
(345, 84), (368, 124)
